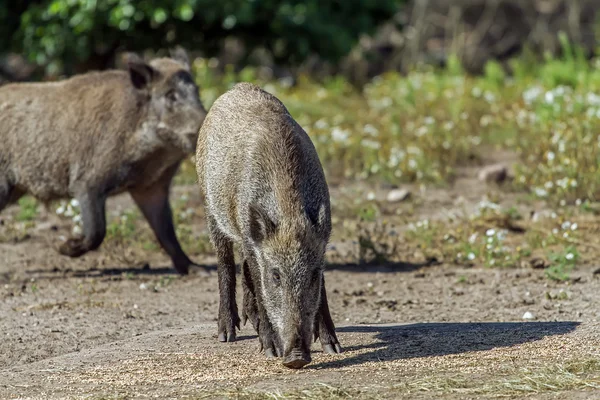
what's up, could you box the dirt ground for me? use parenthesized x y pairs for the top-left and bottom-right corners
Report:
(1, 172), (600, 399)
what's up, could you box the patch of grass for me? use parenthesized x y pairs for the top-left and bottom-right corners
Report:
(16, 196), (38, 222)
(546, 246), (579, 281)
(395, 358), (600, 396)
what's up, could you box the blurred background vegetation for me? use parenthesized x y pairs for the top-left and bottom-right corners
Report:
(1, 0), (599, 83)
(3, 0), (600, 274)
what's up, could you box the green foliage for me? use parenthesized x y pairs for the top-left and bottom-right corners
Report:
(546, 246), (579, 281)
(3, 0), (400, 74)
(16, 196), (38, 222)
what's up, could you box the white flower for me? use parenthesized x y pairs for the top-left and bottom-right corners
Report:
(534, 188), (548, 198)
(561, 221), (571, 230)
(468, 233), (478, 244)
(56, 206), (65, 215)
(314, 119), (329, 129)
(408, 159), (418, 170)
(547, 151), (555, 161)
(366, 192), (376, 201)
(565, 252), (575, 261)
(70, 199), (80, 208)
(545, 91), (555, 104)
(571, 223), (578, 231)
(72, 225), (82, 235)
(467, 252), (476, 261)
(363, 124), (379, 137)
(424, 116), (435, 125)
(331, 127), (350, 143)
(361, 139), (381, 150)
(486, 229), (496, 237)
(523, 86), (543, 104)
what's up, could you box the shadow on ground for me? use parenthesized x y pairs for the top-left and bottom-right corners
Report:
(308, 321), (580, 369)
(23, 263), (217, 279)
(325, 258), (440, 273)
(25, 259), (435, 279)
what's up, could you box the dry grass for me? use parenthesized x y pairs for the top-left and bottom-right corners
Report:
(395, 359), (600, 396)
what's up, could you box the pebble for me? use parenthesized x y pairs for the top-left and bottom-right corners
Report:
(478, 164), (508, 183)
(522, 311), (536, 320)
(386, 188), (411, 203)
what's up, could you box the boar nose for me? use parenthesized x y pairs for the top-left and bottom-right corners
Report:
(283, 348), (311, 369)
(282, 333), (311, 369)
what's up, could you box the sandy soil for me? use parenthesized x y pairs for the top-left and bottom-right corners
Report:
(1, 175), (599, 399)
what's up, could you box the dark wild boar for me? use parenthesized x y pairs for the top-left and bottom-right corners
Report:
(196, 83), (341, 369)
(0, 48), (206, 275)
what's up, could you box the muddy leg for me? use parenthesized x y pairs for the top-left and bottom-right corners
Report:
(314, 276), (342, 354)
(58, 191), (106, 258)
(208, 215), (240, 342)
(130, 183), (195, 275)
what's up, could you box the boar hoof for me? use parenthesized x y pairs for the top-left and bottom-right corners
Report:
(283, 353), (311, 369)
(265, 348), (277, 359)
(58, 238), (87, 258)
(218, 331), (236, 342)
(322, 343), (343, 354)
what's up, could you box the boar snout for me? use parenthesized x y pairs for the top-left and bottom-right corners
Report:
(282, 330), (312, 369)
(283, 347), (311, 369)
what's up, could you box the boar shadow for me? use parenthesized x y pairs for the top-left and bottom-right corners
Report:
(307, 321), (580, 369)
(25, 263), (217, 279)
(325, 258), (440, 273)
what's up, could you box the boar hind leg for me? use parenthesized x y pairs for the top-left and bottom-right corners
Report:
(130, 182), (194, 276)
(314, 277), (342, 354)
(0, 178), (13, 212)
(59, 192), (106, 258)
(241, 259), (260, 333)
(208, 215), (240, 342)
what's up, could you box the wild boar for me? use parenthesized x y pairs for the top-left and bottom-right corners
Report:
(196, 82), (341, 368)
(0, 48), (206, 275)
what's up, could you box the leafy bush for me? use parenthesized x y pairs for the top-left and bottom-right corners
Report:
(1, 0), (400, 75)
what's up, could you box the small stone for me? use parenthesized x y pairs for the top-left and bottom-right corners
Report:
(529, 258), (548, 269)
(478, 164), (508, 183)
(386, 188), (411, 203)
(522, 311), (535, 320)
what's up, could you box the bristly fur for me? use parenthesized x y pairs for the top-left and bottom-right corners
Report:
(0, 48), (207, 275)
(196, 83), (341, 366)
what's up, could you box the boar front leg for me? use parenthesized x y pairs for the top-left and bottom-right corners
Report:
(129, 181), (195, 275)
(314, 276), (342, 354)
(244, 254), (283, 358)
(59, 191), (106, 257)
(241, 259), (260, 333)
(207, 215), (240, 342)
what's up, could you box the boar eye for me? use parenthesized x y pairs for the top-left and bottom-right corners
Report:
(166, 90), (177, 102)
(272, 269), (281, 285)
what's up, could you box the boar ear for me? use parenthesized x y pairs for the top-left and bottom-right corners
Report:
(170, 47), (191, 70)
(309, 203), (330, 238)
(249, 204), (277, 243)
(126, 55), (157, 90)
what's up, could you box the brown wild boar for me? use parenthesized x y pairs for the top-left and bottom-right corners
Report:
(0, 48), (206, 275)
(196, 83), (341, 369)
